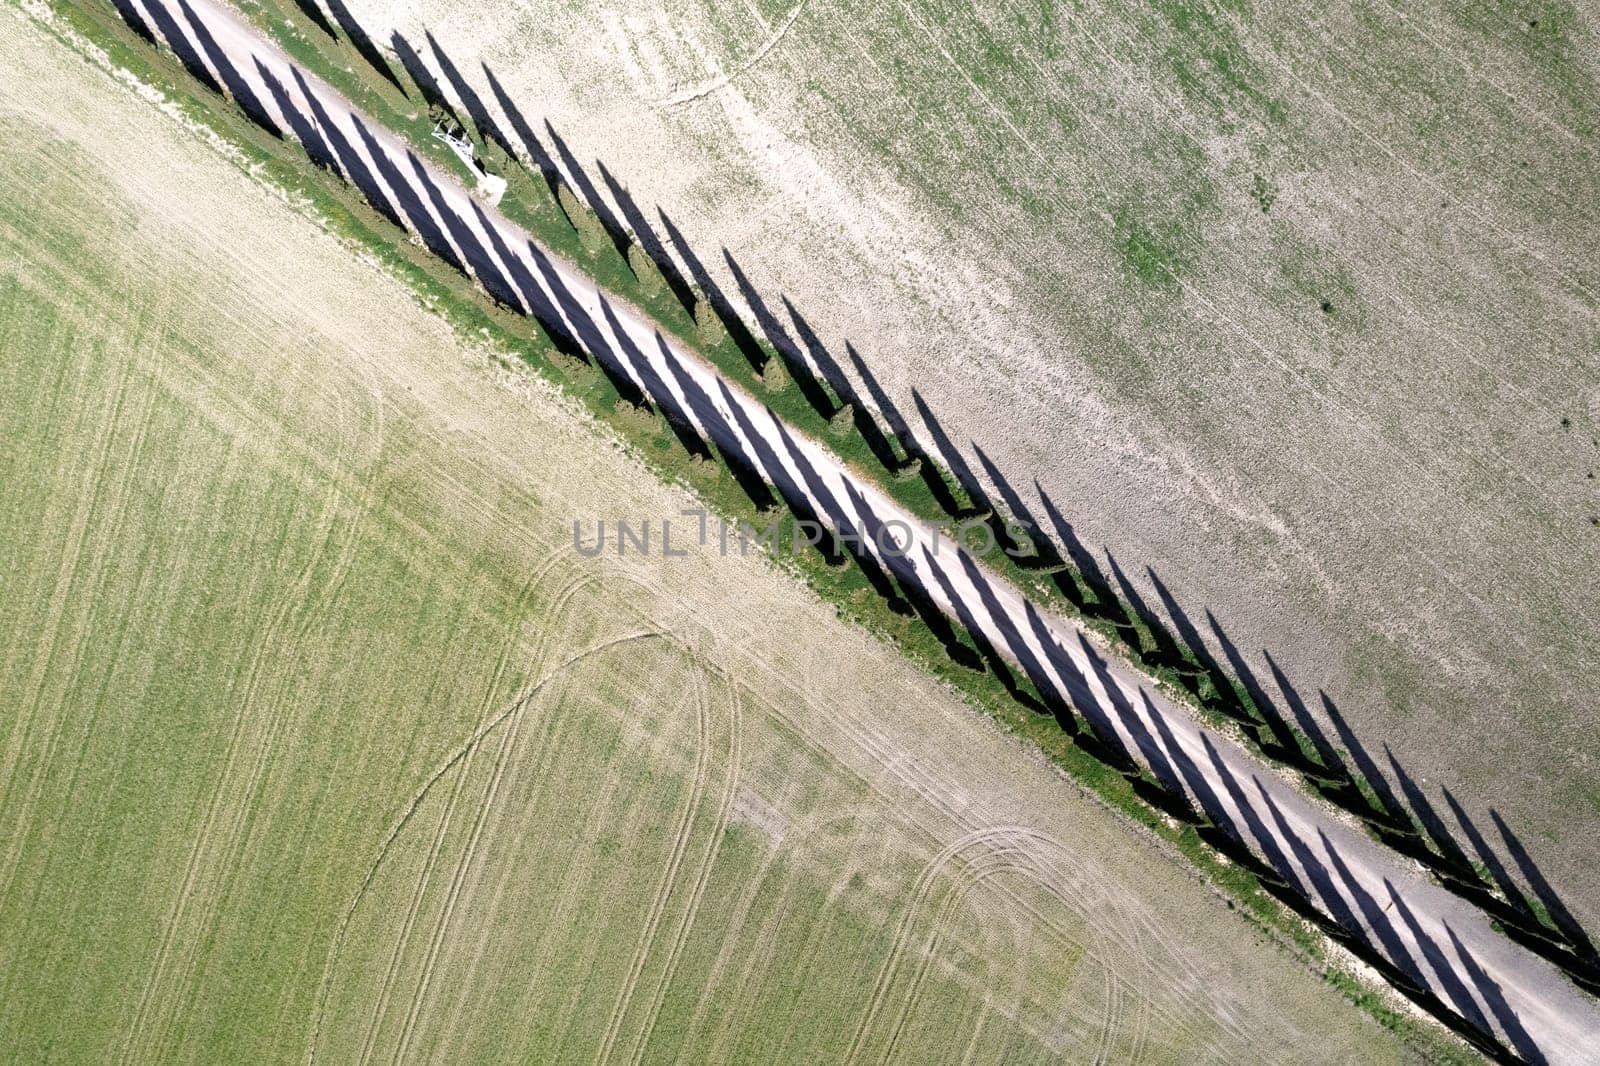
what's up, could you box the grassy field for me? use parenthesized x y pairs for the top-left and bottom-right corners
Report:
(339, 0), (1600, 938)
(0, 13), (1425, 1062)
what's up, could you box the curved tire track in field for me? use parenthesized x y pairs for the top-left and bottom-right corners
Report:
(624, 681), (744, 1064)
(349, 553), (563, 1066)
(874, 848), (1027, 1065)
(656, 0), (811, 108)
(354, 556), (587, 1065)
(352, 726), (477, 1066)
(842, 826), (1029, 1065)
(329, 565), (722, 1064)
(386, 685), (518, 1063)
(846, 824), (1166, 1065)
(387, 560), (598, 1063)
(700, 684), (1161, 1059)
(977, 827), (1178, 1058)
(306, 627), (661, 1065)
(592, 661), (716, 1065)
(333, 551), (591, 1059)
(817, 721), (1159, 1055)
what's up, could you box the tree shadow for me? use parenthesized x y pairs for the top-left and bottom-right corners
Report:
(389, 33), (455, 119)
(289, 67), (403, 229)
(543, 122), (636, 264)
(907, 390), (992, 520)
(1492, 810), (1600, 992)
(722, 250), (840, 422)
(322, 0), (405, 94)
(969, 443), (1073, 570)
(176, 0), (282, 137)
(651, 209), (770, 377)
(1032, 486), (1129, 624)
(424, 32), (516, 157)
(287, 0), (336, 39)
(597, 161), (696, 311)
(480, 63), (559, 194)
(132, 0), (223, 95)
(110, 0), (157, 42)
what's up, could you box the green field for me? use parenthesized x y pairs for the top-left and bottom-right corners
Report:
(0, 14), (1419, 1063)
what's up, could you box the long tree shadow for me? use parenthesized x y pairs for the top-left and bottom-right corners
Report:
(1446, 924), (1546, 1064)
(136, 0), (223, 94)
(1492, 811), (1600, 992)
(910, 390), (993, 520)
(842, 345), (921, 477)
(390, 33), (454, 119)
(597, 160), (696, 311)
(544, 122), (636, 264)
(642, 336), (779, 510)
(480, 63), (559, 194)
(771, 303), (906, 474)
(254, 60), (337, 170)
(348, 116), (467, 273)
(111, 0), (157, 42)
(1033, 486), (1129, 625)
(288, 0), (337, 39)
(321, 0), (405, 93)
(722, 250), (841, 422)
(944, 547), (1077, 722)
(177, 0), (283, 136)
(425, 32), (516, 158)
(648, 211), (764, 376)
(290, 67), (403, 228)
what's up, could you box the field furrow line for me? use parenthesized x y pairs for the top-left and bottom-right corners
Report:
(1127, 983), (1151, 1064)
(1097, 968), (1123, 1065)
(354, 739), (480, 1066)
(1373, 0), (1590, 147)
(0, 327), (141, 901)
(306, 627), (658, 1063)
(875, 852), (1011, 1064)
(957, 1001), (988, 1066)
(3, 327), (173, 964)
(141, 465), (354, 1058)
(593, 662), (713, 1066)
(626, 680), (743, 1064)
(116, 489), (283, 1066)
(419, 579), (665, 1058)
(389, 629), (535, 1064)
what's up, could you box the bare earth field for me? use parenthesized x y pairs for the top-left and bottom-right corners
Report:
(333, 0), (1600, 928)
(0, 14), (1417, 1062)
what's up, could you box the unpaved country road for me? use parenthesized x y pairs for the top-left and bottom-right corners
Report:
(107, 0), (1600, 1057)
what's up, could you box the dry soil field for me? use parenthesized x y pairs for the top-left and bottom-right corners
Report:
(0, 11), (1419, 1062)
(332, 0), (1600, 932)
